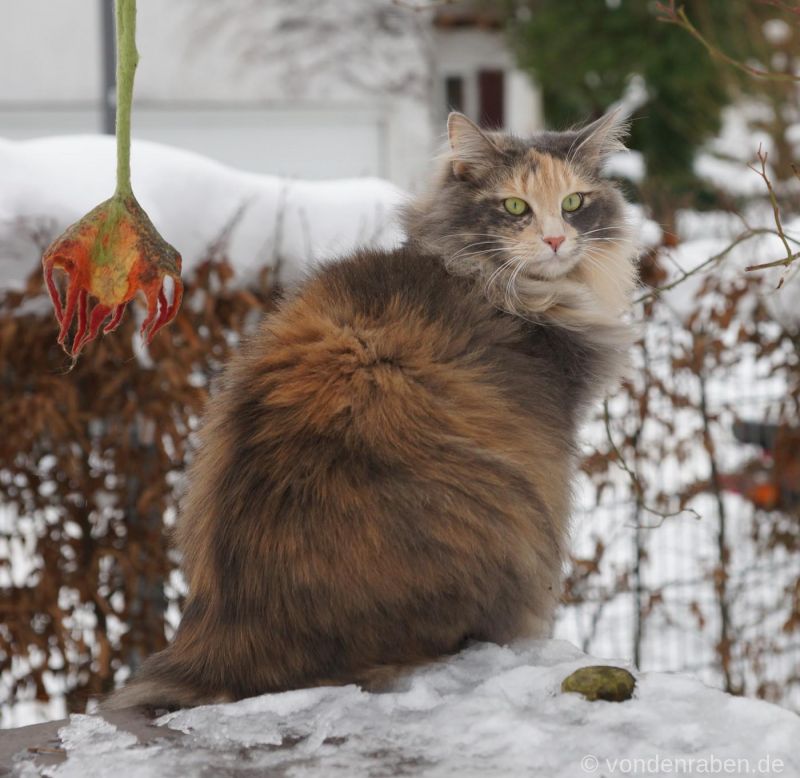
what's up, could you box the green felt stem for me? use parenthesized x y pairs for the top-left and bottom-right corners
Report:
(114, 0), (138, 198)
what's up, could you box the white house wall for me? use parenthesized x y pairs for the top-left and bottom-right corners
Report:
(506, 69), (543, 136)
(0, 0), (101, 102)
(0, 1), (536, 190)
(0, 0), (435, 190)
(431, 28), (542, 136)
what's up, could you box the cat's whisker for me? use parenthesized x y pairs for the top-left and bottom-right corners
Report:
(564, 131), (581, 166)
(504, 261), (520, 307)
(484, 255), (522, 291)
(449, 237), (507, 254)
(451, 237), (506, 247)
(581, 251), (628, 296)
(498, 256), (525, 308)
(451, 241), (505, 258)
(580, 239), (627, 250)
(450, 251), (508, 276)
(584, 245), (625, 262)
(582, 242), (619, 256)
(442, 232), (511, 242)
(507, 258), (530, 311)
(581, 251), (623, 266)
(485, 257), (523, 303)
(580, 226), (622, 236)
(580, 255), (609, 276)
(455, 248), (507, 260)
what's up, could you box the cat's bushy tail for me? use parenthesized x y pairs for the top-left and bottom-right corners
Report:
(102, 649), (432, 711)
(101, 647), (228, 711)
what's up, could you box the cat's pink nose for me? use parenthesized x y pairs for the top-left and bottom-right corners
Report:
(543, 235), (565, 253)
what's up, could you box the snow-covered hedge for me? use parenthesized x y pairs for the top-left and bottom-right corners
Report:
(0, 135), (405, 291)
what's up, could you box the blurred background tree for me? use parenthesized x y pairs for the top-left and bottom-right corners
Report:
(501, 0), (800, 233)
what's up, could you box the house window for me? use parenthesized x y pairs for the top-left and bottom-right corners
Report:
(445, 76), (465, 114)
(478, 69), (504, 129)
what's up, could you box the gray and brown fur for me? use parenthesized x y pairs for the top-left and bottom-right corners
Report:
(105, 112), (638, 710)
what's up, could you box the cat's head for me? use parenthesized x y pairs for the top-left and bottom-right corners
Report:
(403, 112), (638, 329)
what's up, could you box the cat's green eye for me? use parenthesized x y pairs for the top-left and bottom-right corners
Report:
(561, 193), (584, 213)
(503, 197), (529, 216)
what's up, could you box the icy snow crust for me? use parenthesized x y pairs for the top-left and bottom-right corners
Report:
(16, 640), (799, 777)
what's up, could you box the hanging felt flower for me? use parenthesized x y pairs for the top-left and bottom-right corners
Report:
(41, 0), (182, 358)
(43, 195), (182, 356)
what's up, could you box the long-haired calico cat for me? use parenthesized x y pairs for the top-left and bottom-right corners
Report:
(106, 111), (637, 710)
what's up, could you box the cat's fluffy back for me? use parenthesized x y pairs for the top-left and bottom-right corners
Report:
(179, 247), (578, 602)
(112, 246), (587, 707)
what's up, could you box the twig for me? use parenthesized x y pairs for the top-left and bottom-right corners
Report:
(391, 0), (455, 10)
(205, 200), (253, 264)
(696, 353), (735, 694)
(655, 1), (800, 83)
(744, 146), (799, 287)
(756, 0), (800, 16)
(270, 183), (290, 287)
(602, 400), (701, 528)
(637, 146), (800, 300)
(635, 227), (792, 304)
(297, 207), (315, 265)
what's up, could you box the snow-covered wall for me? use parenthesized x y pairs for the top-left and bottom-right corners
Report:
(0, 135), (406, 293)
(6, 640), (800, 777)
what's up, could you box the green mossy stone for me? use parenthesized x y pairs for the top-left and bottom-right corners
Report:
(561, 665), (636, 702)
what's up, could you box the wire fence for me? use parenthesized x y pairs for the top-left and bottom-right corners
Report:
(557, 280), (800, 711)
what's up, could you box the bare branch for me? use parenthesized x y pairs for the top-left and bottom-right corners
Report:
(635, 227), (793, 304)
(636, 145), (800, 301)
(391, 0), (455, 10)
(756, 0), (800, 16)
(655, 1), (800, 82)
(602, 400), (702, 528)
(744, 146), (799, 287)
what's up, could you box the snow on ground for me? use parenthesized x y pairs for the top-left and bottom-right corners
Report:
(0, 135), (406, 291)
(9, 639), (799, 778)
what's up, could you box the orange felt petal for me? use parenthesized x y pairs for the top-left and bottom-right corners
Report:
(42, 194), (182, 358)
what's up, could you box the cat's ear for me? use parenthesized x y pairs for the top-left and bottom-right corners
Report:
(570, 109), (629, 169)
(447, 112), (502, 180)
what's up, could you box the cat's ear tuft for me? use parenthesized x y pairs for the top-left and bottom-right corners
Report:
(571, 109), (630, 169)
(447, 112), (501, 180)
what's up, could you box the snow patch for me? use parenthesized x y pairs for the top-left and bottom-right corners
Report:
(0, 135), (407, 291)
(15, 640), (800, 777)
(57, 714), (138, 755)
(604, 150), (645, 184)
